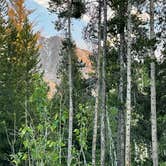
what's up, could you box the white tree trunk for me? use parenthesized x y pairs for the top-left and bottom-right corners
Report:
(59, 93), (62, 165)
(117, 31), (125, 166)
(67, 2), (74, 165)
(150, 0), (158, 165)
(92, 1), (102, 165)
(106, 110), (117, 166)
(125, 0), (132, 165)
(100, 0), (107, 165)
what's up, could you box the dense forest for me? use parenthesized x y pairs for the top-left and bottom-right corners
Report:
(0, 0), (165, 165)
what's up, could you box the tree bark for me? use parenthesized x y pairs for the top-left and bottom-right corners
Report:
(117, 31), (125, 166)
(150, 0), (158, 165)
(117, 4), (126, 163)
(125, 0), (132, 165)
(92, 0), (102, 165)
(67, 1), (74, 165)
(100, 0), (107, 165)
(59, 93), (62, 165)
(106, 110), (117, 166)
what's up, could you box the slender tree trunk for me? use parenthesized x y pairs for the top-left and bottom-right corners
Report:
(67, 1), (73, 165)
(100, 0), (107, 165)
(81, 147), (87, 165)
(106, 110), (117, 166)
(25, 79), (31, 166)
(150, 0), (158, 165)
(92, 1), (102, 165)
(125, 0), (132, 165)
(59, 93), (62, 165)
(117, 31), (125, 166)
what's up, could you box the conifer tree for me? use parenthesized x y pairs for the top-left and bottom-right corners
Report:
(8, 0), (40, 125)
(0, 0), (10, 164)
(0, 1), (40, 164)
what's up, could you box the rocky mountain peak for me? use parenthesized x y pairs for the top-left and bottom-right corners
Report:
(39, 36), (92, 98)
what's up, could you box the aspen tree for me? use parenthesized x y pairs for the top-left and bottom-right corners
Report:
(125, 0), (132, 165)
(67, 1), (73, 165)
(150, 0), (158, 165)
(100, 0), (107, 165)
(117, 2), (126, 165)
(92, 0), (102, 165)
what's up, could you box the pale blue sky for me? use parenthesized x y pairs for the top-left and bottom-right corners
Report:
(25, 0), (88, 49)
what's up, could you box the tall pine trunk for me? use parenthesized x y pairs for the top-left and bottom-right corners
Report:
(100, 0), (107, 165)
(92, 0), (102, 165)
(150, 0), (158, 165)
(67, 1), (73, 165)
(125, 0), (132, 165)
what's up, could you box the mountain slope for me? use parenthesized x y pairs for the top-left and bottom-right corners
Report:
(39, 36), (92, 98)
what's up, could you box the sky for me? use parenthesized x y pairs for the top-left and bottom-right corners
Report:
(25, 0), (88, 50)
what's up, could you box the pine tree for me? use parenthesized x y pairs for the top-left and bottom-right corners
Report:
(0, 0), (40, 164)
(8, 0), (40, 124)
(0, 0), (11, 164)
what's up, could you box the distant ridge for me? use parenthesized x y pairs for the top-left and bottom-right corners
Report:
(39, 36), (92, 98)
(39, 36), (62, 83)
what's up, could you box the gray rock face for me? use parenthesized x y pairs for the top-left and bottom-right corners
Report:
(39, 36), (62, 83)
